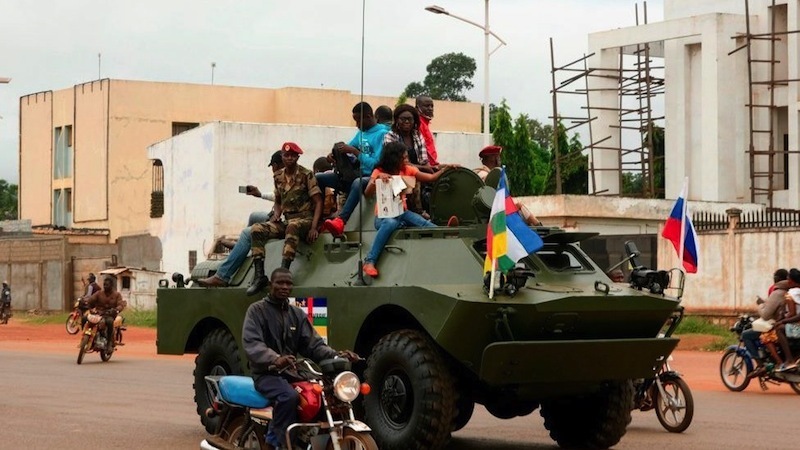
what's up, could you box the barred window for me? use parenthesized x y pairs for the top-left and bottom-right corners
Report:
(150, 160), (164, 218)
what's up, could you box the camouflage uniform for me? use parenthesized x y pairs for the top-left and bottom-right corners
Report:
(251, 165), (321, 261)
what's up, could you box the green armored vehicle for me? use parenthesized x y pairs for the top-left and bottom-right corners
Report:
(156, 168), (683, 449)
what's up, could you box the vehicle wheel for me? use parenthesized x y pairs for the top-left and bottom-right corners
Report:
(654, 376), (694, 433)
(194, 328), (244, 433)
(227, 414), (265, 450)
(100, 346), (113, 362)
(66, 313), (81, 335)
(485, 400), (538, 420)
(327, 428), (378, 450)
(452, 394), (475, 432)
(77, 335), (90, 365)
(540, 380), (633, 449)
(364, 329), (456, 450)
(719, 348), (751, 392)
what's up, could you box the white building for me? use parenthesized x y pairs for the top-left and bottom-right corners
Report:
(588, 0), (800, 209)
(147, 122), (484, 276)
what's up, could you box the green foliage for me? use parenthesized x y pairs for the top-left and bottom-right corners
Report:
(402, 52), (476, 102)
(491, 101), (550, 196)
(621, 123), (665, 198)
(395, 92), (409, 108)
(674, 316), (731, 337)
(545, 122), (588, 194)
(0, 179), (18, 220)
(527, 118), (554, 153)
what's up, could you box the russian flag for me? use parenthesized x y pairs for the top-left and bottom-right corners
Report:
(661, 185), (699, 273)
(483, 168), (544, 274)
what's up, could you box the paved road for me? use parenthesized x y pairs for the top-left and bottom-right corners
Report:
(1, 347), (798, 449)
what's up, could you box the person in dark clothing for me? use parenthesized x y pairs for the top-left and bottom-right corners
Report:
(85, 273), (101, 298)
(85, 276), (125, 350)
(242, 268), (358, 450)
(1, 281), (10, 323)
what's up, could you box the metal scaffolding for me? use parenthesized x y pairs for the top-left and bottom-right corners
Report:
(729, 0), (800, 208)
(549, 2), (664, 197)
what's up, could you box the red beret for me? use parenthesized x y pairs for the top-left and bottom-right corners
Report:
(281, 142), (303, 154)
(479, 145), (502, 158)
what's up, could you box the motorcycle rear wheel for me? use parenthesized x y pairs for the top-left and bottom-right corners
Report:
(66, 313), (81, 335)
(654, 376), (694, 433)
(77, 335), (90, 365)
(719, 348), (750, 391)
(227, 415), (265, 450)
(326, 429), (378, 450)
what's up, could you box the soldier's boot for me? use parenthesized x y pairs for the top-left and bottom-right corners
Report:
(282, 258), (292, 270)
(246, 257), (269, 296)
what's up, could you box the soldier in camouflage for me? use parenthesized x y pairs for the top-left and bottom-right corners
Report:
(247, 142), (322, 296)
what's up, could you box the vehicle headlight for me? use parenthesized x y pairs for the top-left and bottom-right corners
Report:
(333, 371), (361, 402)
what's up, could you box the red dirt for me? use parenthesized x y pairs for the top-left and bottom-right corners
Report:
(0, 319), (191, 361)
(0, 320), (795, 394)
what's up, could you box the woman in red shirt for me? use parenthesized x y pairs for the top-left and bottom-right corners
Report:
(362, 142), (455, 277)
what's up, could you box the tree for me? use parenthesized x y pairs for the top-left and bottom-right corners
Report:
(402, 52), (477, 102)
(491, 101), (550, 196)
(545, 122), (588, 195)
(0, 179), (18, 220)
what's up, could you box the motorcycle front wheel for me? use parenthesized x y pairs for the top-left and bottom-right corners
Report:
(719, 347), (751, 391)
(326, 429), (378, 450)
(66, 313), (81, 335)
(77, 334), (91, 365)
(654, 376), (694, 433)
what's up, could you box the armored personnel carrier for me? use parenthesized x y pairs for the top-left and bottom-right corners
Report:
(156, 168), (683, 449)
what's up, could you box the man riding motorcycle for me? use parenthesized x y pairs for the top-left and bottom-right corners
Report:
(85, 276), (125, 350)
(242, 267), (359, 450)
(0, 281), (11, 324)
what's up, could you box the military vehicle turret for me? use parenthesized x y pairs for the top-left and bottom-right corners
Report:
(156, 168), (683, 449)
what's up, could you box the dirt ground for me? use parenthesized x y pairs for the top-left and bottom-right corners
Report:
(0, 319), (192, 361)
(1, 319), (789, 393)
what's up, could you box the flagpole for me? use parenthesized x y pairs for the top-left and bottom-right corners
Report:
(489, 258), (497, 299)
(678, 177), (688, 270)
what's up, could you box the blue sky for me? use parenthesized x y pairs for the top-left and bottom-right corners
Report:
(0, 0), (664, 183)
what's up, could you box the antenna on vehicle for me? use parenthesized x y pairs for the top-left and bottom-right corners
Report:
(354, 0), (369, 287)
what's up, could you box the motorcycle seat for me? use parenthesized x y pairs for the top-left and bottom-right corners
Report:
(218, 376), (270, 409)
(250, 408), (273, 421)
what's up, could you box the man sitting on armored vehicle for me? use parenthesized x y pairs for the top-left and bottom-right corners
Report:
(473, 145), (543, 227)
(245, 142), (322, 296)
(197, 151), (285, 289)
(319, 102), (389, 237)
(242, 268), (359, 450)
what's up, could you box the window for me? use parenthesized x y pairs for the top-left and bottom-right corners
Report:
(121, 276), (131, 290)
(150, 160), (164, 218)
(172, 122), (199, 136)
(53, 125), (73, 179)
(65, 188), (72, 213)
(532, 247), (593, 272)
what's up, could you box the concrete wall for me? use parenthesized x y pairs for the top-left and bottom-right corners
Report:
(117, 234), (162, 272)
(148, 121), (485, 276)
(19, 80), (480, 243)
(0, 237), (66, 311)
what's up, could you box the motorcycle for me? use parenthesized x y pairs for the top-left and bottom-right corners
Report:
(632, 308), (694, 433)
(201, 358), (376, 450)
(76, 310), (125, 365)
(65, 298), (90, 334)
(719, 314), (800, 394)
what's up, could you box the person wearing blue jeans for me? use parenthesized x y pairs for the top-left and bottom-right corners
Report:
(319, 102), (389, 236)
(360, 141), (456, 277)
(197, 151), (284, 288)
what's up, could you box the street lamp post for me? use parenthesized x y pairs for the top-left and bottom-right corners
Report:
(426, 1), (506, 145)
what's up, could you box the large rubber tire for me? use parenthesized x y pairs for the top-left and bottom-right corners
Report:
(194, 329), (244, 433)
(719, 348), (751, 392)
(540, 380), (634, 449)
(654, 376), (694, 433)
(452, 395), (475, 432)
(77, 334), (90, 365)
(100, 346), (113, 362)
(364, 329), (456, 450)
(327, 429), (379, 450)
(66, 313), (81, 335)
(227, 414), (266, 450)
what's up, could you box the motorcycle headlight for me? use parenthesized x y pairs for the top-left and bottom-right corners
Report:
(333, 371), (361, 402)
